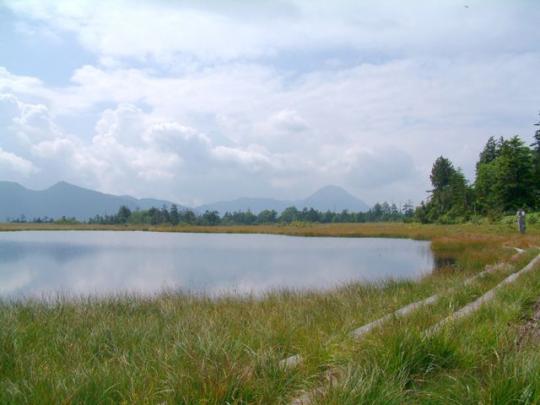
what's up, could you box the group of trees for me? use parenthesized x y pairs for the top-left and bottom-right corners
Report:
(87, 201), (415, 226)
(9, 215), (55, 224)
(8, 215), (79, 224)
(417, 116), (540, 223)
(88, 205), (195, 226)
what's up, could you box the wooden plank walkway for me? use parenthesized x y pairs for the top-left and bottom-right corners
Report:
(427, 253), (540, 335)
(287, 251), (537, 405)
(279, 261), (511, 371)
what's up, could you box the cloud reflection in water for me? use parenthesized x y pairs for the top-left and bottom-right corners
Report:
(0, 231), (434, 298)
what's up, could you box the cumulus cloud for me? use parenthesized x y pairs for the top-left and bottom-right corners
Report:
(0, 94), (293, 202)
(2, 48), (540, 203)
(144, 121), (212, 165)
(212, 145), (274, 172)
(0, 93), (60, 162)
(0, 147), (36, 176)
(268, 110), (309, 133)
(1, 1), (539, 204)
(0, 67), (45, 95)
(31, 137), (75, 158)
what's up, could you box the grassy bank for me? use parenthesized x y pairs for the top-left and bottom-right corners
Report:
(1, 223), (540, 403)
(1, 220), (540, 248)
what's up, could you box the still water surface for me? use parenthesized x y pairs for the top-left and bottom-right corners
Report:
(0, 231), (434, 298)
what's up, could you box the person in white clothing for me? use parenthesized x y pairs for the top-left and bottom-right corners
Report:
(516, 209), (526, 234)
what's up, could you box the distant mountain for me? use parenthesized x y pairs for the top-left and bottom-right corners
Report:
(0, 181), (369, 221)
(197, 185), (369, 215)
(196, 197), (290, 215)
(298, 185), (369, 213)
(0, 181), (181, 221)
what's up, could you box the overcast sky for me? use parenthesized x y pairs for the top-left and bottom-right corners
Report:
(1, 0), (539, 206)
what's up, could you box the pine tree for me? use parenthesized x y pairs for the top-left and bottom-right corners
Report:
(117, 206), (132, 224)
(429, 156), (456, 217)
(423, 156), (472, 222)
(476, 136), (499, 170)
(532, 113), (540, 208)
(170, 204), (180, 226)
(160, 205), (170, 224)
(475, 161), (498, 214)
(474, 137), (503, 214)
(492, 136), (534, 211)
(430, 156), (455, 192)
(181, 210), (196, 225)
(532, 113), (540, 152)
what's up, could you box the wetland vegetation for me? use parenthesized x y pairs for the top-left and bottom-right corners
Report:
(1, 222), (540, 403)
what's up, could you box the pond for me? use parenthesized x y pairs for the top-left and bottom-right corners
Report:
(0, 231), (434, 298)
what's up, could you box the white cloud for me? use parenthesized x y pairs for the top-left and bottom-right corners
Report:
(144, 121), (212, 163)
(32, 137), (74, 158)
(5, 0), (540, 64)
(1, 1), (540, 204)
(212, 145), (274, 173)
(268, 110), (309, 133)
(0, 94), (298, 202)
(0, 147), (37, 176)
(2, 47), (540, 203)
(0, 67), (45, 95)
(0, 93), (61, 154)
(93, 103), (147, 145)
(341, 147), (418, 189)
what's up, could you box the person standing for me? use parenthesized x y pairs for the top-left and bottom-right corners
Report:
(517, 208), (526, 234)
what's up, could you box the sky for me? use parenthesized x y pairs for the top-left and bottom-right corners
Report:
(0, 0), (539, 207)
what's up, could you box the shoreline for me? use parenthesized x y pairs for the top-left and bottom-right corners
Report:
(1, 221), (536, 240)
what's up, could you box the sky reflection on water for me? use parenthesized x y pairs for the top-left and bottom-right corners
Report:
(0, 231), (434, 298)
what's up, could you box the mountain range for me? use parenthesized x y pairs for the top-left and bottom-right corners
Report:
(198, 185), (369, 215)
(0, 181), (369, 221)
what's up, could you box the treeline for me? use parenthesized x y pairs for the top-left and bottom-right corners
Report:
(9, 216), (55, 224)
(8, 201), (414, 226)
(8, 216), (79, 225)
(88, 202), (414, 226)
(85, 201), (415, 226)
(417, 115), (540, 223)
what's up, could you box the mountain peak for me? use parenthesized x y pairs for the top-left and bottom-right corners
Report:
(0, 180), (25, 189)
(48, 181), (78, 190)
(301, 185), (368, 212)
(0, 181), (180, 221)
(197, 185), (369, 214)
(309, 185), (350, 196)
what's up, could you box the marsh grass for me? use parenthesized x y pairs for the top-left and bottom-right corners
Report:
(316, 251), (540, 405)
(1, 223), (540, 403)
